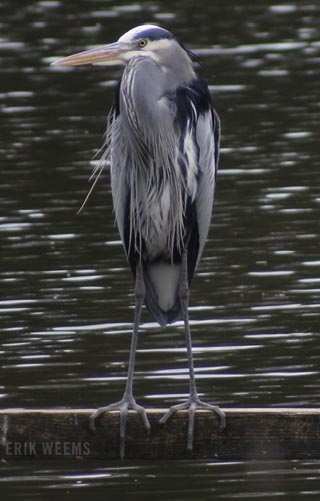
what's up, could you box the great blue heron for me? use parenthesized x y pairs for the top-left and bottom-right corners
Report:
(53, 24), (225, 458)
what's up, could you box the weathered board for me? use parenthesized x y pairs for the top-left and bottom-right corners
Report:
(1, 408), (320, 460)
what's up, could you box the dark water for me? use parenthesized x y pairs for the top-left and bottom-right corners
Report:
(1, 0), (320, 498)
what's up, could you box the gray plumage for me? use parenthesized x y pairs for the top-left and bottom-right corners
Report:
(53, 24), (225, 459)
(102, 30), (220, 325)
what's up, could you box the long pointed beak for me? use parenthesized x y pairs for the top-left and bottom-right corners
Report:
(51, 42), (127, 67)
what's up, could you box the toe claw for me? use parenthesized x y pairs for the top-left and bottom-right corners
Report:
(159, 409), (171, 425)
(160, 397), (225, 451)
(89, 398), (150, 459)
(136, 405), (151, 432)
(89, 407), (105, 432)
(89, 415), (96, 432)
(187, 405), (196, 451)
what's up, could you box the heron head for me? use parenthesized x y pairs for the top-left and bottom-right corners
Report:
(52, 24), (194, 77)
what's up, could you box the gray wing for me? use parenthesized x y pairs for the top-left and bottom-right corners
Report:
(110, 112), (130, 249)
(195, 108), (220, 265)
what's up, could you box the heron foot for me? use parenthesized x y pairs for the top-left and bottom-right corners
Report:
(89, 396), (150, 459)
(159, 395), (225, 451)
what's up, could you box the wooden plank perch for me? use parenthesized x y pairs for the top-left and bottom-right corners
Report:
(1, 408), (320, 460)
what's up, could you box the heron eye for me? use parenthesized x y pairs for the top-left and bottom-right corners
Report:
(138, 39), (148, 48)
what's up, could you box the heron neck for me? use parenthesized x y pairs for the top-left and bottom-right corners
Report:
(120, 56), (192, 140)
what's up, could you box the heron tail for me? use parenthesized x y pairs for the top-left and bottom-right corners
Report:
(142, 262), (182, 326)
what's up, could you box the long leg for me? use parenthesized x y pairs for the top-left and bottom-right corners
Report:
(160, 252), (225, 450)
(90, 263), (150, 459)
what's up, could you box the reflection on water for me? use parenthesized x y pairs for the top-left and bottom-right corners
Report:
(1, 0), (320, 498)
(1, 459), (320, 500)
